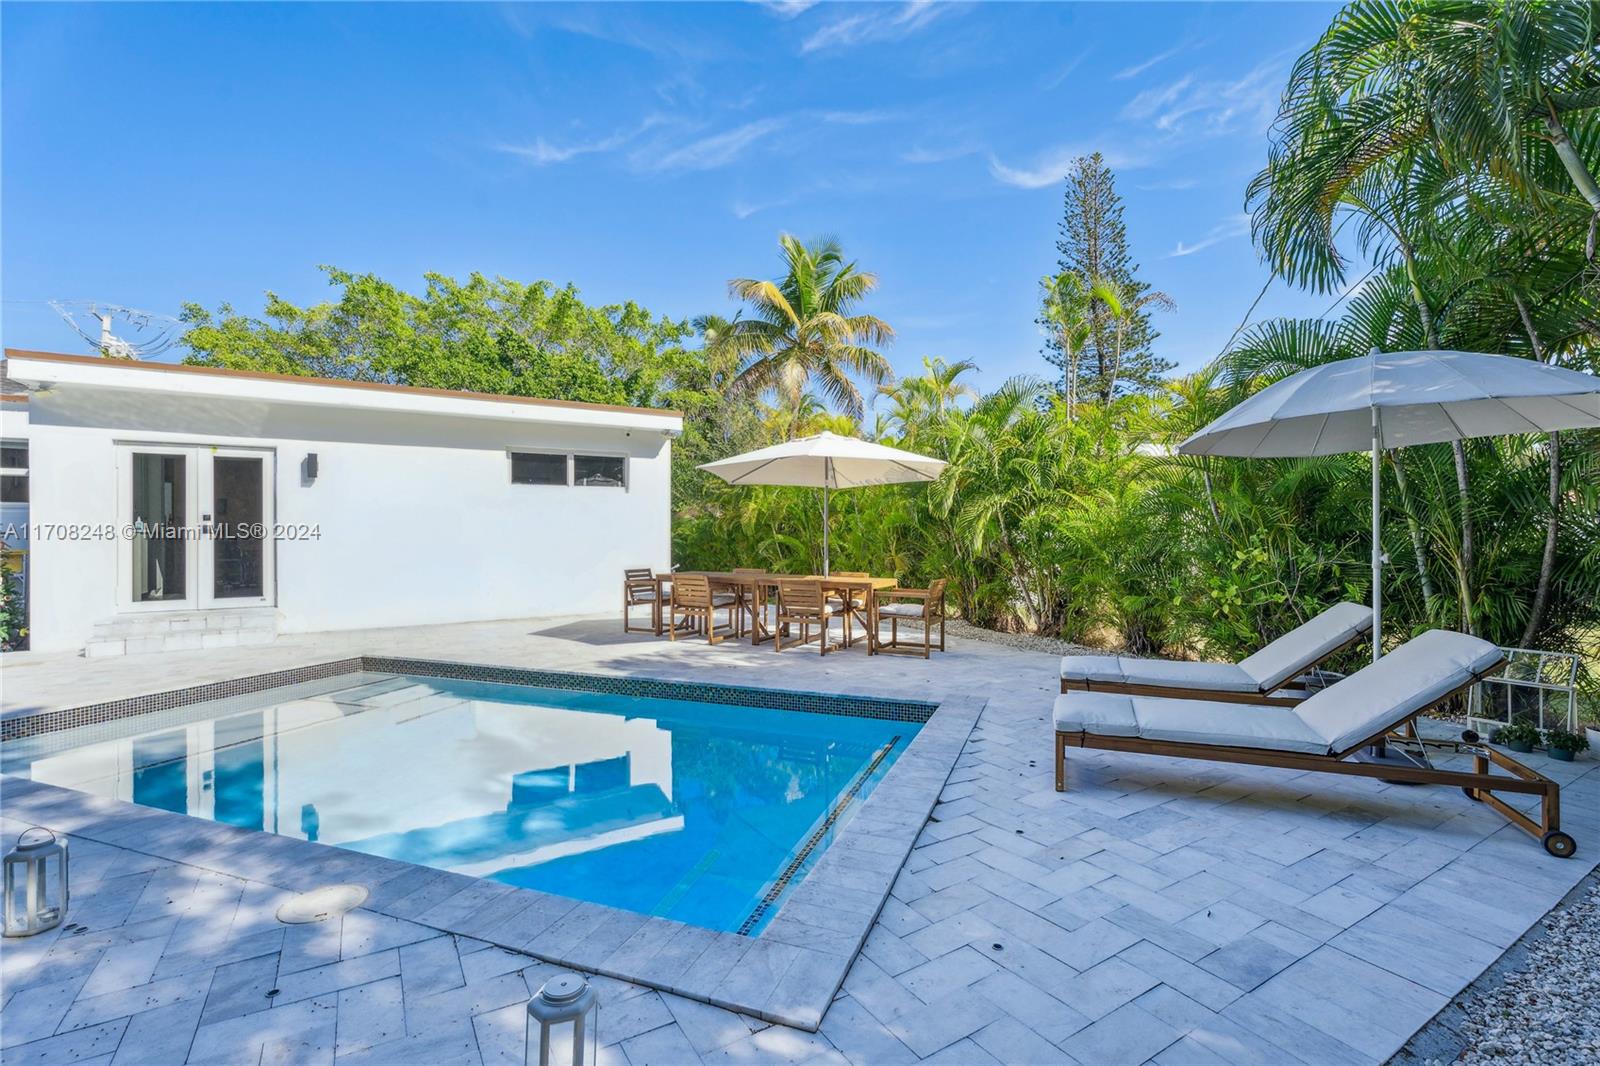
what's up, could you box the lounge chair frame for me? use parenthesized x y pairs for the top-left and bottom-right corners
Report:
(1054, 662), (1576, 858)
(1059, 627), (1371, 706)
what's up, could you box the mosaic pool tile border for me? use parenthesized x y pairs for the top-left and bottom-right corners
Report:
(1, 655), (936, 742)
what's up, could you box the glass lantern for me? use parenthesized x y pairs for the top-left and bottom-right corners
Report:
(526, 972), (599, 1066)
(3, 827), (69, 937)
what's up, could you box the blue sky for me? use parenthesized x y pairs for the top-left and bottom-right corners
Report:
(2, 1), (1347, 396)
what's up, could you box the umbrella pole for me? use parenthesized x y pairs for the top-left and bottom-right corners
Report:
(822, 458), (831, 577)
(1372, 407), (1382, 663)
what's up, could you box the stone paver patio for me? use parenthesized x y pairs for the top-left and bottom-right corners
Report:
(2, 615), (1596, 1065)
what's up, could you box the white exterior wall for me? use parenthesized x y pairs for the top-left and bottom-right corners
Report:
(20, 376), (675, 653)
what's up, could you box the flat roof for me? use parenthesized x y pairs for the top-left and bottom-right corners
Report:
(3, 349), (683, 421)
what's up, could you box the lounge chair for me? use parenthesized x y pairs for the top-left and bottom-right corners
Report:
(1053, 629), (1575, 858)
(1060, 601), (1372, 705)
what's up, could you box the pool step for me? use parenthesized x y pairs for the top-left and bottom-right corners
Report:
(84, 609), (278, 657)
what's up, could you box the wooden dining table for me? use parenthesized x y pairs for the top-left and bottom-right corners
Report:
(653, 571), (897, 645)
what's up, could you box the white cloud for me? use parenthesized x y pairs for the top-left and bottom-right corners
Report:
(757, 0), (820, 18)
(497, 131), (632, 166)
(987, 144), (1147, 189)
(801, 1), (952, 54)
(644, 118), (787, 172)
(1168, 213), (1251, 257)
(1114, 40), (1193, 80)
(1121, 58), (1285, 136)
(1040, 48), (1092, 90)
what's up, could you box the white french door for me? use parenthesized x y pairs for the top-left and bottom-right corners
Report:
(120, 445), (275, 610)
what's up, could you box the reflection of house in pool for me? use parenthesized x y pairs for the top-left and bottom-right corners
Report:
(15, 677), (681, 871)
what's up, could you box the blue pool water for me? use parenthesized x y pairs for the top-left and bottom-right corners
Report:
(2, 674), (918, 933)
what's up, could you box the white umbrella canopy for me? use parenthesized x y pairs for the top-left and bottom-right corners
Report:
(698, 431), (948, 575)
(1179, 349), (1600, 458)
(1179, 349), (1600, 658)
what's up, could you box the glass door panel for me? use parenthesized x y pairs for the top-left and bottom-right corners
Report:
(200, 449), (274, 608)
(130, 452), (190, 604)
(211, 456), (265, 599)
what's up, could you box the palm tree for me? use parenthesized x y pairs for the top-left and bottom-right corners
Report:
(1103, 279), (1176, 400)
(1040, 271), (1107, 417)
(877, 356), (979, 434)
(725, 234), (894, 422)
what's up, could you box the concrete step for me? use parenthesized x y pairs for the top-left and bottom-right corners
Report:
(85, 608), (279, 657)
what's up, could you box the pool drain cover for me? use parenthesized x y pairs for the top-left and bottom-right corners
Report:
(276, 884), (368, 924)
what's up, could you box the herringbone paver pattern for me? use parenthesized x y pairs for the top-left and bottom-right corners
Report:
(3, 619), (1597, 1064)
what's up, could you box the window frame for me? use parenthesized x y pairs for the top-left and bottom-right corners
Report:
(506, 449), (629, 491)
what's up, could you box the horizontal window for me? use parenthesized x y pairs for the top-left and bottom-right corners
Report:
(574, 455), (626, 488)
(510, 452), (567, 486)
(0, 441), (25, 470)
(1, 474), (26, 503)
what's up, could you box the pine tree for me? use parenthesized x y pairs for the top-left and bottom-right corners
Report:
(1039, 153), (1174, 400)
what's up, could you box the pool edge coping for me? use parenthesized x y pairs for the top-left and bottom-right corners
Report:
(0, 662), (985, 1031)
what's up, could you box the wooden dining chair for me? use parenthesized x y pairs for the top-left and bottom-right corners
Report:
(622, 568), (659, 634)
(827, 572), (871, 649)
(668, 573), (740, 645)
(870, 578), (948, 658)
(775, 579), (835, 655)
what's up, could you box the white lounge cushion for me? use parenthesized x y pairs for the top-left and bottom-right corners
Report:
(1059, 655), (1258, 693)
(1293, 629), (1501, 753)
(1237, 602), (1372, 690)
(1052, 692), (1139, 736)
(1060, 654), (1125, 684)
(1060, 601), (1372, 694)
(878, 602), (931, 619)
(1134, 698), (1330, 754)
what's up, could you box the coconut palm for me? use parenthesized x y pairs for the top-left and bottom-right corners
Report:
(725, 234), (894, 421)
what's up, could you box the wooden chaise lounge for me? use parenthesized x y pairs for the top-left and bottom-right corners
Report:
(1060, 601), (1373, 706)
(1054, 629), (1575, 858)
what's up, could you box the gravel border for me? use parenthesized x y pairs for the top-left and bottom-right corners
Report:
(1390, 867), (1600, 1066)
(944, 618), (1095, 657)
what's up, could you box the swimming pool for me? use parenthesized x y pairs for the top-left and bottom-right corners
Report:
(1, 671), (921, 934)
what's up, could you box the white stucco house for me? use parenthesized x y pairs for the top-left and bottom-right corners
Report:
(3, 350), (681, 655)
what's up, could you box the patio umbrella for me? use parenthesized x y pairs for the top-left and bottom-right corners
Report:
(698, 430), (947, 575)
(1179, 348), (1600, 660)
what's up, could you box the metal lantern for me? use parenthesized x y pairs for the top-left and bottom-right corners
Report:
(3, 827), (69, 937)
(526, 972), (599, 1066)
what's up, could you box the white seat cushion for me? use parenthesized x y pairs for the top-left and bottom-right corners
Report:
(628, 590), (657, 601)
(1237, 602), (1372, 690)
(1060, 654), (1126, 684)
(1052, 692), (1139, 736)
(711, 593), (738, 606)
(1134, 698), (1330, 754)
(1059, 655), (1257, 693)
(1061, 601), (1371, 694)
(878, 603), (929, 619)
(1293, 629), (1501, 753)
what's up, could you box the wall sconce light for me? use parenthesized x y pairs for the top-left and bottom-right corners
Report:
(302, 453), (319, 484)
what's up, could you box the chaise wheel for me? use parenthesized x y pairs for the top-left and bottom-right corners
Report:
(1542, 830), (1576, 859)
(1462, 786), (1481, 802)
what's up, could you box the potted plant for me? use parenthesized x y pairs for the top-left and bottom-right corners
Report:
(1543, 728), (1589, 762)
(1496, 721), (1541, 754)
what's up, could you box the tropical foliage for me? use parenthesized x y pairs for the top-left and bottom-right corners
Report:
(179, 2), (1600, 719)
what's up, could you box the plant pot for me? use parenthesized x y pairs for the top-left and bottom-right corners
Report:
(1587, 727), (1600, 755)
(1548, 748), (1575, 762)
(1507, 740), (1535, 754)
